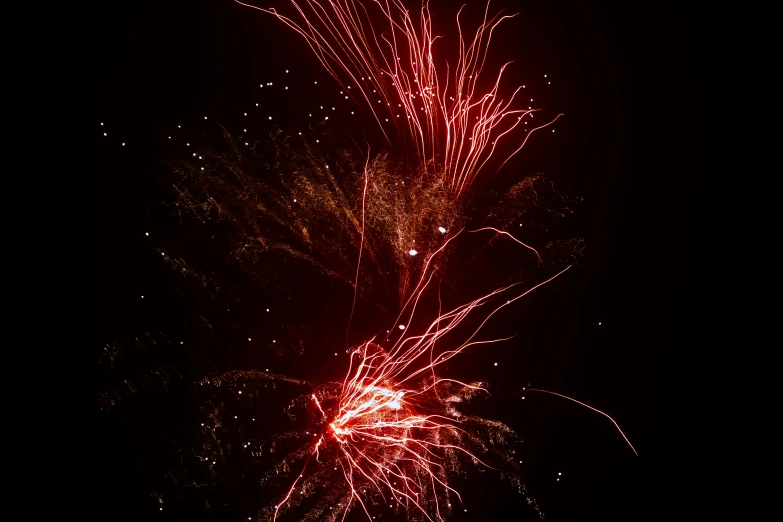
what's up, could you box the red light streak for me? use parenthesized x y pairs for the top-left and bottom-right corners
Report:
(524, 388), (638, 456)
(468, 226), (542, 262)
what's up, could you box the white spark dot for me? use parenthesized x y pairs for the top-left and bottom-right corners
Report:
(438, 226), (446, 233)
(409, 249), (417, 256)
(248, 338), (251, 341)
(494, 362), (498, 366)
(145, 232), (149, 236)
(398, 325), (405, 330)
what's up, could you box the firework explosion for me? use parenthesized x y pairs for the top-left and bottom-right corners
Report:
(97, 1), (636, 521)
(193, 273), (569, 522)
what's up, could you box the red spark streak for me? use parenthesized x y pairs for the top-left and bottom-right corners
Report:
(468, 226), (542, 262)
(236, 0), (562, 195)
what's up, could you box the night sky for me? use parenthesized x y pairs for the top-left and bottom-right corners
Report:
(49, 1), (753, 521)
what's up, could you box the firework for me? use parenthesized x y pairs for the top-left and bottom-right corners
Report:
(236, 0), (561, 196)
(194, 269), (570, 521)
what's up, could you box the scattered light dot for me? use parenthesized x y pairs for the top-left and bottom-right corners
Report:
(494, 362), (498, 366)
(145, 232), (149, 236)
(438, 226), (446, 233)
(248, 338), (252, 341)
(409, 249), (417, 256)
(398, 325), (405, 330)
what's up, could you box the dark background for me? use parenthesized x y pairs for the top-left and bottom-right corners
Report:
(49, 0), (753, 520)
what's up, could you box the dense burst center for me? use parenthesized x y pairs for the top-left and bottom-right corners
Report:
(329, 385), (420, 442)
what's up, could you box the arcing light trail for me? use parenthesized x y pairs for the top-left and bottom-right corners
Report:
(522, 388), (638, 457)
(236, 0), (562, 196)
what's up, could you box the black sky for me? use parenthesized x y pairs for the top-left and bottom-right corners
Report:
(49, 1), (753, 520)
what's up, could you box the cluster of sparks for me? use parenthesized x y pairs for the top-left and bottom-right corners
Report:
(136, 1), (635, 521)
